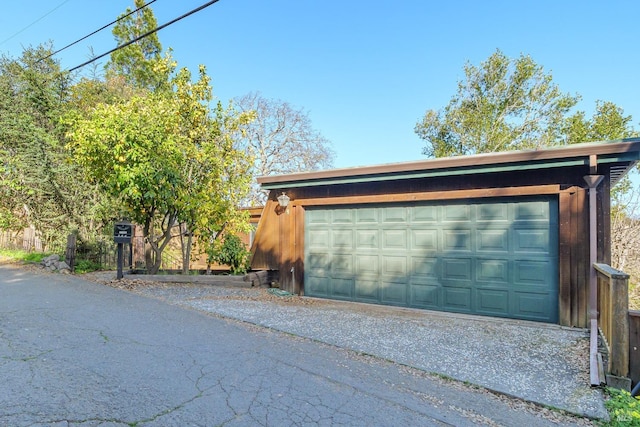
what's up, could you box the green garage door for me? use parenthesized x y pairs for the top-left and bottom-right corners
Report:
(304, 197), (559, 323)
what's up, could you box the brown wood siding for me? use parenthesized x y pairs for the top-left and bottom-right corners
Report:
(249, 200), (280, 270)
(576, 188), (589, 328)
(559, 191), (572, 326)
(295, 206), (305, 295)
(558, 187), (589, 327)
(278, 205), (292, 291)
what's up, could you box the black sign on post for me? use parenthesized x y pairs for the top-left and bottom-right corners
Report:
(114, 221), (132, 279)
(114, 222), (133, 244)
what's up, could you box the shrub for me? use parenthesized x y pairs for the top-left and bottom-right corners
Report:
(603, 387), (640, 426)
(210, 234), (250, 275)
(74, 259), (102, 274)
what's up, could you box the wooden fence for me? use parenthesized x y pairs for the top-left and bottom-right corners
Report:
(594, 263), (630, 384)
(630, 310), (640, 387)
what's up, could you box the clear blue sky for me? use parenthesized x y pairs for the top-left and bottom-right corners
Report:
(1, 0), (638, 169)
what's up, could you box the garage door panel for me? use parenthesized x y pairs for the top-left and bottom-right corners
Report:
(514, 200), (551, 222)
(411, 256), (438, 277)
(412, 205), (438, 222)
(442, 257), (472, 282)
(410, 283), (440, 308)
(412, 229), (438, 250)
(476, 289), (509, 315)
(331, 254), (353, 276)
(477, 203), (509, 222)
(332, 209), (354, 224)
(443, 229), (472, 252)
(308, 230), (330, 249)
(514, 228), (552, 254)
(308, 252), (330, 273)
(382, 207), (408, 223)
(330, 278), (354, 299)
(332, 229), (354, 250)
(356, 254), (378, 275)
(443, 287), (472, 311)
(381, 281), (408, 305)
(382, 255), (407, 278)
(512, 292), (556, 321)
(305, 197), (559, 323)
(476, 259), (509, 283)
(476, 229), (509, 253)
(443, 204), (472, 221)
(514, 259), (555, 286)
(307, 275), (329, 296)
(307, 210), (330, 225)
(356, 229), (379, 249)
(382, 229), (407, 250)
(355, 279), (379, 302)
(356, 208), (378, 223)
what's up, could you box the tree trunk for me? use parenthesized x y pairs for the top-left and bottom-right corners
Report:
(143, 211), (176, 275)
(179, 223), (192, 274)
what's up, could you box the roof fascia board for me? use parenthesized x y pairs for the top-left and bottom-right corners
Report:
(259, 140), (640, 189)
(261, 159), (589, 190)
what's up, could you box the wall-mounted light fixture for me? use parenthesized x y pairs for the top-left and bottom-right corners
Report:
(277, 192), (290, 208)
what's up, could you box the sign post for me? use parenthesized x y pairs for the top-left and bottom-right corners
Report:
(113, 221), (133, 279)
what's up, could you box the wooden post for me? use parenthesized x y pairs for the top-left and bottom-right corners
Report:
(629, 311), (640, 388)
(610, 273), (630, 378)
(117, 242), (124, 280)
(65, 233), (77, 272)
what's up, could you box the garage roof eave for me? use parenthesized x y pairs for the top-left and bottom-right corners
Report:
(259, 139), (640, 190)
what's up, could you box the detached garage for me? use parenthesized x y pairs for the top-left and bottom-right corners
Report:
(250, 139), (640, 327)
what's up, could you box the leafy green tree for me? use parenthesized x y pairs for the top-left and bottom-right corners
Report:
(0, 45), (111, 248)
(104, 0), (167, 91)
(415, 49), (579, 157)
(65, 89), (186, 273)
(171, 66), (255, 272)
(564, 100), (637, 144)
(65, 58), (254, 274)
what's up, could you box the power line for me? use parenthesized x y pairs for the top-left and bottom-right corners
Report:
(37, 0), (158, 63)
(68, 0), (221, 73)
(0, 0), (73, 46)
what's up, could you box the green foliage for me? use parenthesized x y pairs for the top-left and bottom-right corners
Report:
(415, 49), (579, 157)
(74, 259), (102, 274)
(105, 0), (167, 90)
(564, 101), (638, 145)
(603, 388), (640, 426)
(0, 249), (51, 263)
(209, 234), (250, 275)
(0, 45), (115, 247)
(65, 52), (254, 274)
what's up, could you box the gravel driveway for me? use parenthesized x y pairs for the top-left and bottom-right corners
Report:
(83, 272), (608, 422)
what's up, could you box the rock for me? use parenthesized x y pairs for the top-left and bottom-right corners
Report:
(43, 254), (60, 263)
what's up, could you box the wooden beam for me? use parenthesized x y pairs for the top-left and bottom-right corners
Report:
(559, 191), (572, 326)
(291, 185), (564, 207)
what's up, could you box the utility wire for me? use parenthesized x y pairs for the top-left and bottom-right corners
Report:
(37, 0), (158, 63)
(68, 0), (220, 73)
(0, 0), (72, 46)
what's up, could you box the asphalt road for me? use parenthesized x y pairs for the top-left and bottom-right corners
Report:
(0, 265), (590, 426)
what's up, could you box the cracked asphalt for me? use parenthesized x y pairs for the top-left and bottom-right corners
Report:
(1, 265), (594, 426)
